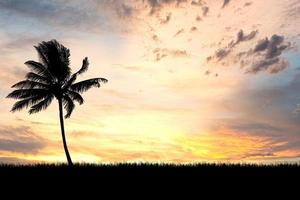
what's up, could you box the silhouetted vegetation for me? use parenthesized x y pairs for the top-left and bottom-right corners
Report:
(0, 163), (299, 192)
(6, 40), (108, 166)
(0, 163), (299, 179)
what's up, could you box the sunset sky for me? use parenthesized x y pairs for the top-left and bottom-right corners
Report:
(1, 0), (300, 163)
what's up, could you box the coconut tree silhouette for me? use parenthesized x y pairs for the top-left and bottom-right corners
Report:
(6, 40), (108, 166)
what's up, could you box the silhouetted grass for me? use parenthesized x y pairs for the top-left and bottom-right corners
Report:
(1, 162), (299, 169)
(0, 163), (299, 191)
(1, 162), (299, 178)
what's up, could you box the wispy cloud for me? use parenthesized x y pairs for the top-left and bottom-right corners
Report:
(202, 6), (209, 16)
(191, 0), (203, 7)
(190, 26), (198, 32)
(153, 48), (189, 61)
(244, 2), (253, 7)
(207, 29), (258, 62)
(174, 29), (185, 37)
(146, 0), (188, 14)
(222, 0), (231, 8)
(160, 13), (172, 24)
(0, 126), (46, 154)
(207, 29), (292, 74)
(0, 0), (137, 34)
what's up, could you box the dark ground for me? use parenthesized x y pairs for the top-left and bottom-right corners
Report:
(1, 163), (299, 180)
(0, 163), (299, 195)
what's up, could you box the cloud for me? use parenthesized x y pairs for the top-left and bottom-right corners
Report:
(153, 48), (189, 61)
(202, 6), (209, 16)
(114, 2), (135, 18)
(0, 126), (46, 154)
(152, 34), (160, 42)
(0, 34), (49, 65)
(2, 35), (44, 51)
(196, 15), (202, 21)
(255, 35), (290, 59)
(242, 152), (275, 159)
(254, 35), (284, 54)
(227, 121), (283, 134)
(160, 13), (172, 24)
(0, 0), (95, 27)
(247, 58), (288, 74)
(208, 29), (258, 61)
(191, 0), (203, 6)
(0, 156), (34, 164)
(176, 128), (300, 160)
(246, 34), (292, 74)
(284, 1), (300, 19)
(201, 70), (300, 160)
(216, 70), (300, 138)
(254, 38), (269, 52)
(15, 117), (56, 126)
(102, 88), (135, 99)
(0, 65), (28, 89)
(190, 26), (198, 32)
(222, 0), (231, 8)
(0, 139), (43, 154)
(215, 49), (231, 61)
(174, 29), (185, 37)
(205, 70), (211, 75)
(229, 30), (258, 48)
(236, 30), (258, 44)
(146, 0), (188, 14)
(207, 30), (291, 74)
(190, 0), (209, 18)
(244, 2), (253, 7)
(0, 0), (137, 33)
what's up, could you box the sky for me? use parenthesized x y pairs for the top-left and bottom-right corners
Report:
(0, 0), (300, 164)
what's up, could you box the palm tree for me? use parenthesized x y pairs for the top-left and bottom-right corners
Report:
(6, 40), (108, 166)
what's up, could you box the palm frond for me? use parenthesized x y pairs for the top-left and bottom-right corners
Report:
(34, 45), (49, 68)
(29, 95), (54, 114)
(11, 95), (48, 112)
(11, 80), (49, 89)
(62, 95), (75, 118)
(8, 40), (108, 118)
(66, 90), (84, 105)
(26, 72), (52, 84)
(35, 40), (71, 82)
(24, 60), (53, 79)
(70, 78), (108, 93)
(6, 89), (49, 99)
(77, 57), (89, 75)
(63, 74), (77, 90)
(62, 57), (89, 89)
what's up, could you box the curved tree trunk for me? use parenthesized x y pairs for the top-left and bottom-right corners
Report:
(58, 98), (73, 166)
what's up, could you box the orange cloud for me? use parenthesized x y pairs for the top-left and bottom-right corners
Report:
(176, 128), (300, 162)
